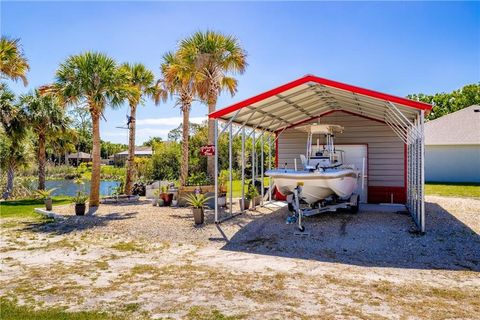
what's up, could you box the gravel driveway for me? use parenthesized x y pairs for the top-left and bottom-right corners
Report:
(1, 195), (479, 319)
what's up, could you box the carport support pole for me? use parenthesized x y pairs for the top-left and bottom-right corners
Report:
(260, 132), (264, 206)
(229, 122), (233, 216)
(252, 131), (256, 209)
(241, 127), (245, 212)
(214, 119), (219, 223)
(268, 135), (272, 203)
(420, 110), (425, 232)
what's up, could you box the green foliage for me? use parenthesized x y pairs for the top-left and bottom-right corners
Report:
(245, 182), (259, 200)
(183, 193), (211, 208)
(186, 172), (212, 186)
(148, 141), (181, 181)
(0, 297), (121, 320)
(426, 183), (480, 199)
(142, 136), (162, 146)
(0, 36), (30, 86)
(73, 191), (88, 204)
(35, 188), (57, 199)
(101, 140), (127, 158)
(407, 83), (480, 120)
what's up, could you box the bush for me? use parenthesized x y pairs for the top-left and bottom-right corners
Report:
(186, 172), (212, 186)
(148, 142), (181, 181)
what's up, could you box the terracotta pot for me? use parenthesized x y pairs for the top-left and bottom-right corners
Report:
(160, 193), (173, 206)
(75, 203), (86, 216)
(44, 198), (53, 211)
(192, 208), (204, 225)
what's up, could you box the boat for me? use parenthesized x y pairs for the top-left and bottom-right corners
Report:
(265, 124), (360, 205)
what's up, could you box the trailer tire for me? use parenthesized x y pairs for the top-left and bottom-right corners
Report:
(298, 225), (305, 232)
(350, 204), (359, 214)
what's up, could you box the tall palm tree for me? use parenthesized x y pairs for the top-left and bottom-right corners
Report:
(44, 52), (132, 206)
(158, 51), (199, 186)
(119, 63), (158, 195)
(0, 36), (30, 86)
(0, 83), (28, 199)
(178, 31), (247, 178)
(19, 90), (69, 190)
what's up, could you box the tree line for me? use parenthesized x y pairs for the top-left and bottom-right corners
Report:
(1, 31), (247, 207)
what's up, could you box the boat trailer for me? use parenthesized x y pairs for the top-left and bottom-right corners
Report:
(289, 185), (359, 232)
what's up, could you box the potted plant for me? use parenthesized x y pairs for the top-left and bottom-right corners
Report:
(152, 189), (160, 206)
(35, 188), (57, 211)
(73, 191), (88, 215)
(241, 183), (258, 210)
(183, 193), (211, 225)
(217, 170), (229, 207)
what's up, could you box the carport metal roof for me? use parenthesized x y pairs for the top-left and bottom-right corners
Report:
(209, 75), (431, 138)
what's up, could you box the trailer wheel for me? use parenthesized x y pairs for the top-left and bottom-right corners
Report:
(349, 194), (359, 214)
(350, 204), (359, 214)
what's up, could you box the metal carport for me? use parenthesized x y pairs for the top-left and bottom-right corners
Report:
(209, 75), (432, 232)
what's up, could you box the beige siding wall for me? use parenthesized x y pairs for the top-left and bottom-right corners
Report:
(277, 111), (405, 187)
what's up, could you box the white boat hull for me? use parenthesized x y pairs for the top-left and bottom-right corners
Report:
(266, 169), (359, 204)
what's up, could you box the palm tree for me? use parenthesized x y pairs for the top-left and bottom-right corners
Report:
(158, 51), (199, 186)
(178, 31), (247, 178)
(119, 63), (158, 195)
(0, 36), (30, 86)
(0, 83), (28, 199)
(44, 52), (132, 206)
(19, 90), (69, 190)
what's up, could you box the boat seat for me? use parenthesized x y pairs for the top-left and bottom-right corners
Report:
(300, 154), (316, 171)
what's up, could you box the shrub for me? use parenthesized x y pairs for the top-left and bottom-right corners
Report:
(148, 142), (181, 181)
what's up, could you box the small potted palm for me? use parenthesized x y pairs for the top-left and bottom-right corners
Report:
(217, 170), (229, 207)
(183, 193), (211, 225)
(241, 183), (258, 211)
(74, 191), (88, 215)
(35, 188), (57, 211)
(152, 189), (160, 206)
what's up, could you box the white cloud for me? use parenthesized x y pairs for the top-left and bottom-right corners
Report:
(136, 116), (206, 126)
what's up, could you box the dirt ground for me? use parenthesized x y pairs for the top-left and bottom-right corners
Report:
(1, 195), (479, 319)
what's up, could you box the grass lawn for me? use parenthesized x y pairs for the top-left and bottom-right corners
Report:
(227, 178), (271, 198)
(0, 298), (237, 320)
(0, 298), (124, 320)
(425, 183), (480, 199)
(0, 196), (72, 219)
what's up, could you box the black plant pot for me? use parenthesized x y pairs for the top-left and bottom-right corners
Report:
(75, 203), (86, 216)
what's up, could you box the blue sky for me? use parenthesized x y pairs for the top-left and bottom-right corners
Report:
(2, 1), (479, 144)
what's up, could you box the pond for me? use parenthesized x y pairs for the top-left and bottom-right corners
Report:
(34, 180), (121, 197)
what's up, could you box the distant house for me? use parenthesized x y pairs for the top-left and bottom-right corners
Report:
(67, 152), (92, 166)
(424, 105), (480, 183)
(113, 146), (153, 167)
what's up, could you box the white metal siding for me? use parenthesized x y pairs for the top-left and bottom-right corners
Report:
(277, 112), (405, 187)
(425, 145), (480, 183)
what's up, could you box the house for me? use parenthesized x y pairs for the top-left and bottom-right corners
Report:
(66, 152), (92, 166)
(113, 146), (153, 167)
(424, 105), (480, 183)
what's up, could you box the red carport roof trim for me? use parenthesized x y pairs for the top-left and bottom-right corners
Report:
(209, 75), (432, 119)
